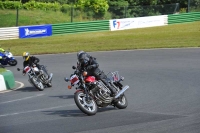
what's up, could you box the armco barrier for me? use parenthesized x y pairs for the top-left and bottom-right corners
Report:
(0, 27), (19, 40)
(52, 20), (109, 35)
(0, 70), (15, 90)
(168, 12), (200, 24)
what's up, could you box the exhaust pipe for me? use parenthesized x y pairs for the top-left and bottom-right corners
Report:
(115, 85), (129, 99)
(48, 73), (53, 81)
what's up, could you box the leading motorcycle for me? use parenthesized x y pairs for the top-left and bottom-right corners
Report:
(64, 66), (129, 116)
(0, 49), (17, 66)
(17, 64), (53, 91)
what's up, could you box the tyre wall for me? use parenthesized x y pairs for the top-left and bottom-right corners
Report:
(0, 70), (15, 90)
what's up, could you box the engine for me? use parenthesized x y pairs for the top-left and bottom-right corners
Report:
(91, 80), (112, 107)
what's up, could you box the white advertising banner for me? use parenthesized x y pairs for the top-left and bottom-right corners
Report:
(110, 18), (138, 31)
(110, 15), (166, 31)
(137, 15), (166, 28)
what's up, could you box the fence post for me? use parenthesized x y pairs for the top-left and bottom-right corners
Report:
(71, 5), (74, 23)
(188, 0), (190, 12)
(16, 7), (19, 26)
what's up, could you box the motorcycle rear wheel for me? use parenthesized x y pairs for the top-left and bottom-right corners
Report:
(8, 59), (17, 66)
(30, 77), (44, 91)
(74, 91), (97, 116)
(114, 94), (128, 109)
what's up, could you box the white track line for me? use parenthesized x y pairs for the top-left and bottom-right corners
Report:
(0, 104), (75, 117)
(0, 94), (44, 104)
(0, 81), (24, 93)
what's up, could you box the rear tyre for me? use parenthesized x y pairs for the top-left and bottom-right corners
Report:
(74, 91), (97, 116)
(8, 59), (17, 66)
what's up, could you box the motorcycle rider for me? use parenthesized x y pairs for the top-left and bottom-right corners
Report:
(22, 52), (41, 75)
(77, 51), (117, 97)
(0, 48), (5, 53)
(0, 48), (5, 62)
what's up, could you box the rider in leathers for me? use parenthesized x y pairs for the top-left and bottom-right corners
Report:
(77, 51), (117, 97)
(22, 52), (41, 74)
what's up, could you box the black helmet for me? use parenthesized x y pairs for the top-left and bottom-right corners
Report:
(77, 51), (85, 58)
(78, 52), (90, 66)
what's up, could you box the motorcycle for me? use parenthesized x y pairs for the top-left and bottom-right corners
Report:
(64, 66), (129, 116)
(17, 64), (53, 91)
(0, 49), (17, 66)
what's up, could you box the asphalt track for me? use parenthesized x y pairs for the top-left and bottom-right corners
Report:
(0, 48), (200, 133)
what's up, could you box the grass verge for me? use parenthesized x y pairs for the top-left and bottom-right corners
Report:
(0, 68), (6, 74)
(0, 21), (199, 56)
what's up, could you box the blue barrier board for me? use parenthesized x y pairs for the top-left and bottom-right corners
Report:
(19, 25), (52, 39)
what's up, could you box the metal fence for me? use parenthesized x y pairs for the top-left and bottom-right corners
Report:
(0, 2), (199, 28)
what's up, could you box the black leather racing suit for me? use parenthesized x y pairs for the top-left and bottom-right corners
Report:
(23, 56), (40, 73)
(77, 56), (117, 95)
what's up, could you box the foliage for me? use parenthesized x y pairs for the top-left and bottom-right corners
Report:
(108, 0), (128, 18)
(0, 1), (22, 9)
(22, 1), (61, 11)
(76, 0), (109, 19)
(60, 3), (71, 13)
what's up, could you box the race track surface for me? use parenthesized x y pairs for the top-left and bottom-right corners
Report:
(0, 48), (200, 133)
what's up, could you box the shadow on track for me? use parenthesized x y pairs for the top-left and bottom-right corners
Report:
(14, 86), (40, 92)
(42, 107), (117, 117)
(49, 95), (74, 99)
(42, 109), (86, 117)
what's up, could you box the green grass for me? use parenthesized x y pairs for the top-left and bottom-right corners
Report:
(0, 9), (106, 27)
(0, 9), (73, 27)
(0, 68), (6, 73)
(0, 21), (200, 56)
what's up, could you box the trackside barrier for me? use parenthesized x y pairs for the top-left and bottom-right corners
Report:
(168, 12), (200, 24)
(19, 24), (52, 39)
(0, 27), (19, 40)
(52, 20), (109, 35)
(0, 70), (15, 90)
(0, 13), (200, 40)
(0, 75), (7, 91)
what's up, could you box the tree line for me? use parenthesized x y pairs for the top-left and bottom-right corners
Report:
(0, 0), (199, 19)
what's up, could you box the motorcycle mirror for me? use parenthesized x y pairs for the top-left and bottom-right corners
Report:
(64, 77), (69, 82)
(72, 66), (76, 69)
(17, 68), (20, 71)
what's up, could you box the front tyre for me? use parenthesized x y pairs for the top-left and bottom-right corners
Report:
(74, 91), (97, 116)
(114, 94), (128, 109)
(46, 82), (52, 87)
(30, 77), (44, 91)
(8, 59), (17, 66)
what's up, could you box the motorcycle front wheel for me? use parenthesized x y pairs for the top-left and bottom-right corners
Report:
(30, 77), (44, 91)
(46, 82), (52, 87)
(114, 94), (128, 109)
(74, 91), (97, 116)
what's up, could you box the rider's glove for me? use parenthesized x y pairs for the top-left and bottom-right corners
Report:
(34, 60), (38, 64)
(22, 70), (26, 76)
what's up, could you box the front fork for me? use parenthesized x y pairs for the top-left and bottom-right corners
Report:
(75, 84), (90, 102)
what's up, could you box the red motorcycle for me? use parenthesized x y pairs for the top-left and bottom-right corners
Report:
(64, 66), (129, 116)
